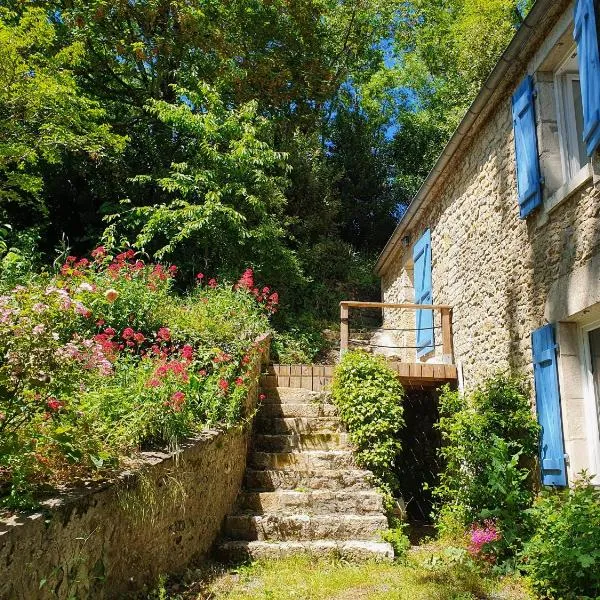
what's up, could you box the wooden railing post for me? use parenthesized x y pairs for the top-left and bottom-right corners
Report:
(340, 302), (349, 358)
(441, 307), (454, 362)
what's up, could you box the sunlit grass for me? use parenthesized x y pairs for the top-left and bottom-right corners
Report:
(154, 548), (532, 600)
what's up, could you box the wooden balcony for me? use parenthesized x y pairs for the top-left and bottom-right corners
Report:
(339, 301), (458, 390)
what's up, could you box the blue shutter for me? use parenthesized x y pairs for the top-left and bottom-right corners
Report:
(512, 76), (542, 219)
(532, 324), (567, 487)
(413, 229), (434, 357)
(574, 0), (600, 156)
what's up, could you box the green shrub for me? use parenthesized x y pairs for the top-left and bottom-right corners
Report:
(270, 326), (326, 364)
(434, 374), (540, 558)
(331, 350), (405, 499)
(521, 475), (600, 599)
(381, 517), (411, 560)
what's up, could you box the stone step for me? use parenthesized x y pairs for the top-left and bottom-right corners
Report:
(253, 433), (351, 453)
(215, 540), (394, 563)
(244, 468), (375, 492)
(254, 416), (344, 435)
(237, 490), (384, 515)
(261, 387), (332, 404)
(223, 513), (388, 542)
(249, 450), (357, 471)
(259, 403), (338, 419)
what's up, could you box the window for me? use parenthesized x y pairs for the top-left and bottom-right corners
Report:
(555, 47), (589, 183)
(581, 322), (600, 485)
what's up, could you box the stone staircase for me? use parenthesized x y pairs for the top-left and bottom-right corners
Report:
(215, 384), (394, 561)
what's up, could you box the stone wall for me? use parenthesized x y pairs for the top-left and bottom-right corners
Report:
(0, 336), (269, 600)
(379, 1), (600, 478)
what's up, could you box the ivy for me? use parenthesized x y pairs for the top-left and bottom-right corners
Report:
(331, 350), (405, 500)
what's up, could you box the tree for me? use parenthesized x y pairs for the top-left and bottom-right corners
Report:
(0, 7), (124, 226)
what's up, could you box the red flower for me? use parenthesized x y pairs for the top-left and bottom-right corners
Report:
(147, 379), (161, 388)
(170, 391), (186, 411)
(104, 327), (116, 337)
(196, 273), (204, 280)
(168, 265), (177, 275)
(122, 327), (135, 340)
(259, 394), (266, 401)
(199, 369), (207, 376)
(96, 319), (105, 327)
(235, 377), (244, 386)
(236, 268), (254, 290)
(47, 398), (63, 411)
(91, 246), (106, 259)
(208, 278), (217, 288)
(218, 379), (229, 392)
(134, 332), (145, 344)
(181, 344), (193, 361)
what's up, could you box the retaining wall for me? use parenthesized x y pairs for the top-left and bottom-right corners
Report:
(0, 335), (269, 599)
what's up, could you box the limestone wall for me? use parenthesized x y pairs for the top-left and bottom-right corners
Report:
(382, 7), (600, 389)
(379, 1), (600, 478)
(0, 337), (269, 600)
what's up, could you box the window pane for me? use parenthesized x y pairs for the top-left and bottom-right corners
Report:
(588, 327), (600, 445)
(572, 78), (587, 168)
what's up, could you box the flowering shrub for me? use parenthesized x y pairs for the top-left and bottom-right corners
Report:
(433, 375), (540, 560)
(0, 251), (273, 509)
(468, 520), (501, 562)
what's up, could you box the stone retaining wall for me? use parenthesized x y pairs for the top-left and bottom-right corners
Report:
(0, 336), (269, 600)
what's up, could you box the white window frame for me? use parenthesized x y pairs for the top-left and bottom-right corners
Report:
(579, 320), (600, 485)
(554, 44), (590, 184)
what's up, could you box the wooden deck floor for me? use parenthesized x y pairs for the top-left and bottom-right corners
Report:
(262, 362), (457, 392)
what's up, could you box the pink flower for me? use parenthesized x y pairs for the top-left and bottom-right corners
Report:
(218, 379), (229, 392)
(468, 520), (501, 559)
(147, 379), (161, 388)
(104, 327), (116, 337)
(235, 377), (244, 386)
(32, 302), (48, 313)
(181, 344), (193, 361)
(77, 282), (94, 293)
(196, 273), (204, 280)
(75, 302), (92, 318)
(208, 278), (217, 288)
(199, 369), (207, 376)
(157, 327), (171, 342)
(104, 289), (119, 303)
(32, 324), (45, 336)
(259, 394), (266, 401)
(134, 332), (145, 344)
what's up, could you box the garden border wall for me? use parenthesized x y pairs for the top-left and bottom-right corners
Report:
(0, 334), (270, 600)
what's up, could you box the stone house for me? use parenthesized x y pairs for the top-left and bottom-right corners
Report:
(375, 0), (600, 487)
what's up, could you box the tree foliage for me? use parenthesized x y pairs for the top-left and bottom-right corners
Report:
(0, 0), (535, 329)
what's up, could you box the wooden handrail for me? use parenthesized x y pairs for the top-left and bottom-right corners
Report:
(340, 301), (453, 310)
(340, 301), (454, 361)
